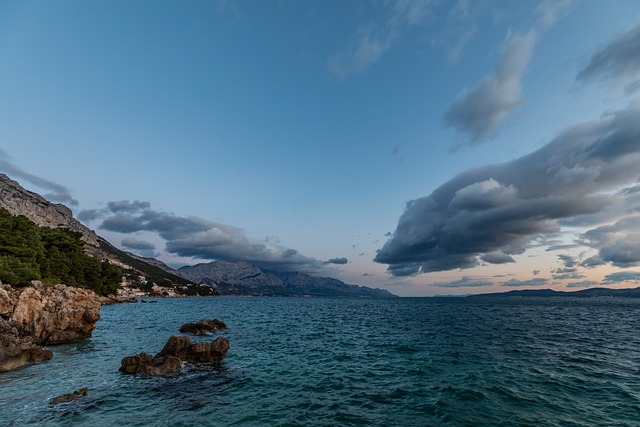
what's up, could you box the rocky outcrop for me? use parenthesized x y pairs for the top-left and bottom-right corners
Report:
(1, 282), (101, 345)
(0, 282), (102, 372)
(120, 335), (230, 377)
(0, 318), (53, 373)
(179, 319), (226, 335)
(0, 173), (99, 247)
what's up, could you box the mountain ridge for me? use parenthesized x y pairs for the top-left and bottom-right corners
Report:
(1, 173), (394, 298)
(0, 173), (214, 296)
(468, 287), (640, 298)
(178, 261), (397, 298)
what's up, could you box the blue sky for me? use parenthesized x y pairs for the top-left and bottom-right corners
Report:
(1, 0), (640, 296)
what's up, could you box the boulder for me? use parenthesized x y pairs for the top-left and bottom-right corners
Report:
(6, 282), (101, 345)
(50, 387), (88, 405)
(0, 318), (53, 373)
(179, 319), (227, 335)
(0, 282), (102, 373)
(120, 335), (230, 377)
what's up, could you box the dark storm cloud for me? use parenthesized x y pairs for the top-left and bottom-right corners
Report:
(376, 103), (640, 276)
(90, 200), (330, 275)
(444, 32), (536, 144)
(481, 252), (515, 264)
(558, 254), (577, 268)
(501, 278), (548, 287)
(553, 272), (584, 280)
(121, 237), (156, 251)
(431, 276), (493, 288)
(0, 147), (78, 206)
(619, 183), (640, 196)
(107, 200), (151, 213)
(546, 244), (582, 251)
(576, 22), (640, 94)
(602, 271), (640, 284)
(580, 215), (640, 268)
(78, 200), (153, 224)
(326, 257), (349, 265)
(566, 280), (598, 288)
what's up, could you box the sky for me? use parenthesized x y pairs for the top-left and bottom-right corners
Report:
(1, 0), (640, 296)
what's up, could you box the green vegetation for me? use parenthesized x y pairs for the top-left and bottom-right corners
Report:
(96, 238), (199, 287)
(0, 208), (122, 295)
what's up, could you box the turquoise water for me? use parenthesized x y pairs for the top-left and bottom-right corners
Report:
(2, 297), (640, 426)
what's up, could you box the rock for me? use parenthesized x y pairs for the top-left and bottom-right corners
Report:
(179, 319), (227, 335)
(0, 318), (53, 373)
(0, 173), (100, 247)
(0, 282), (102, 373)
(8, 283), (101, 345)
(120, 335), (230, 377)
(50, 388), (88, 405)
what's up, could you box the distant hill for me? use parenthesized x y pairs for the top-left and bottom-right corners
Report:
(178, 260), (397, 298)
(469, 287), (640, 298)
(0, 173), (215, 296)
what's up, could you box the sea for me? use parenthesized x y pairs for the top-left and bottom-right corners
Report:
(1, 297), (640, 426)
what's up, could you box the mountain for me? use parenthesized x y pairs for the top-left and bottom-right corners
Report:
(1, 173), (394, 298)
(468, 287), (640, 298)
(0, 173), (215, 296)
(0, 173), (99, 247)
(178, 261), (397, 298)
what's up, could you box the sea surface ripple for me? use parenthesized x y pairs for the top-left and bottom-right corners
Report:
(2, 297), (640, 426)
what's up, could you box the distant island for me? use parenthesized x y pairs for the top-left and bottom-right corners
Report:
(469, 287), (640, 298)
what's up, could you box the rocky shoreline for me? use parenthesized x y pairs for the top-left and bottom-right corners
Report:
(0, 281), (103, 372)
(1, 282), (230, 376)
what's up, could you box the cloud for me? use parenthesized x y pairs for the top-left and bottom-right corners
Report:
(602, 271), (640, 284)
(328, 23), (396, 79)
(121, 237), (156, 251)
(557, 254), (577, 268)
(553, 272), (584, 280)
(535, 0), (573, 29)
(0, 147), (78, 206)
(376, 102), (640, 275)
(326, 257), (348, 265)
(447, 25), (477, 63)
(501, 278), (549, 287)
(431, 276), (493, 288)
(577, 22), (640, 94)
(328, 0), (483, 78)
(444, 31), (536, 144)
(84, 200), (331, 274)
(566, 280), (598, 288)
(107, 200), (151, 213)
(581, 215), (640, 268)
(481, 252), (515, 264)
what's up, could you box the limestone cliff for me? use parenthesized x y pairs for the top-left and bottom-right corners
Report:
(0, 173), (216, 296)
(0, 173), (99, 247)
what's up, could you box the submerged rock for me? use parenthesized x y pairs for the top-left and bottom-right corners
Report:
(120, 335), (230, 377)
(0, 282), (102, 373)
(50, 387), (88, 405)
(179, 319), (227, 335)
